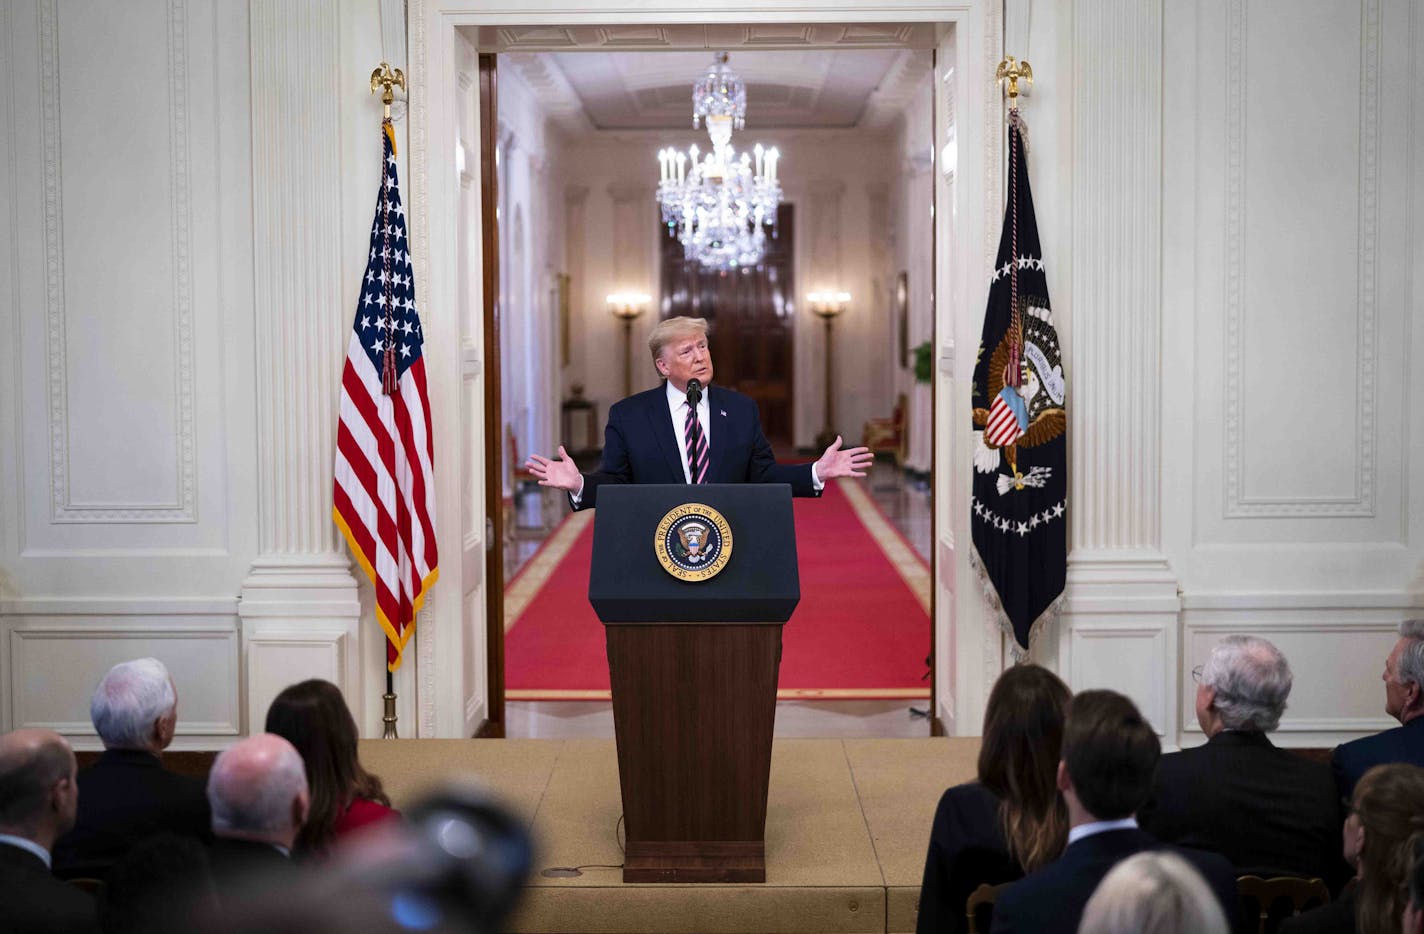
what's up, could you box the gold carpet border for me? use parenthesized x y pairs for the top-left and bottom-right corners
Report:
(835, 478), (932, 616)
(504, 511), (595, 632)
(506, 687), (932, 701)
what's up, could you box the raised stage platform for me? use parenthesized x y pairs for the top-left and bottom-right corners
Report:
(357, 737), (980, 934)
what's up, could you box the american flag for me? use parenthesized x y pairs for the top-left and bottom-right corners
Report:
(333, 121), (439, 672)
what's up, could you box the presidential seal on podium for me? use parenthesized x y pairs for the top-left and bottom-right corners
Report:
(654, 502), (734, 582)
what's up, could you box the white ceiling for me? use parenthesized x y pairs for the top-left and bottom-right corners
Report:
(506, 48), (932, 134)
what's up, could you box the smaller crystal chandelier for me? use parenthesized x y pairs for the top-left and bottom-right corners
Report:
(656, 53), (782, 271)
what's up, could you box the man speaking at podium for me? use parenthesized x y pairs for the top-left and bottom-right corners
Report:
(526, 316), (873, 507)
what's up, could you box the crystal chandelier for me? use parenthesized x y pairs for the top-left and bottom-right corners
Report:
(656, 53), (782, 271)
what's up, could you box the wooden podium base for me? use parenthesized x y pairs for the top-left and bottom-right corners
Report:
(624, 841), (766, 883)
(606, 622), (782, 884)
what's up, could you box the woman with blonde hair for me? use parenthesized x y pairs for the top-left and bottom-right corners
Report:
(916, 664), (1071, 934)
(1078, 851), (1229, 934)
(1280, 762), (1424, 933)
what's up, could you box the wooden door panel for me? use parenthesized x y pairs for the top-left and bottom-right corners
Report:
(660, 205), (795, 448)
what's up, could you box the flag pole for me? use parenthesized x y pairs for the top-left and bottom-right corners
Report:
(372, 60), (405, 740)
(383, 672), (398, 739)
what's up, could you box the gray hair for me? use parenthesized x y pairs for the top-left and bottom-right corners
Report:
(1397, 619), (1424, 689)
(90, 658), (176, 750)
(207, 736), (308, 835)
(1200, 635), (1291, 732)
(1078, 851), (1229, 934)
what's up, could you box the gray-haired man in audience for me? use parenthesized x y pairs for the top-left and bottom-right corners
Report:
(1332, 619), (1424, 799)
(54, 658), (211, 877)
(206, 733), (309, 890)
(1139, 635), (1345, 888)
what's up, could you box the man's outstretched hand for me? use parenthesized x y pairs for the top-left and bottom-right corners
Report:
(815, 436), (875, 480)
(525, 445), (583, 493)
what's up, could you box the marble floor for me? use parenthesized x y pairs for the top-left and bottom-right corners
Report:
(502, 459), (933, 739)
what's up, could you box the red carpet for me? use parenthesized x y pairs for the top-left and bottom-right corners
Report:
(504, 480), (931, 700)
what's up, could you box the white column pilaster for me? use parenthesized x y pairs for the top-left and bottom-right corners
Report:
(1057, 0), (1180, 741)
(239, 0), (361, 734)
(563, 185), (590, 398)
(607, 182), (651, 393)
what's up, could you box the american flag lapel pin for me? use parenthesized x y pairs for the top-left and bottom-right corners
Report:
(719, 409), (727, 417)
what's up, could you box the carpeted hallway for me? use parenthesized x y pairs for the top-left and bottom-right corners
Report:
(504, 472), (932, 707)
(359, 735), (979, 934)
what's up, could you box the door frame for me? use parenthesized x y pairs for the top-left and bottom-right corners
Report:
(409, 0), (1003, 737)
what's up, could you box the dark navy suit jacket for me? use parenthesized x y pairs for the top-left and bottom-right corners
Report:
(1139, 730), (1347, 890)
(988, 827), (1245, 934)
(572, 383), (818, 510)
(1331, 716), (1424, 801)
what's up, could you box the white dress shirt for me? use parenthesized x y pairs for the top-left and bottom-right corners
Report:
(667, 379), (711, 483)
(0, 833), (52, 868)
(1066, 816), (1139, 847)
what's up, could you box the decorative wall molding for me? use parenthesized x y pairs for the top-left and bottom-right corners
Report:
(41, 0), (199, 523)
(244, 627), (351, 736)
(1222, 0), (1380, 518)
(3, 615), (240, 748)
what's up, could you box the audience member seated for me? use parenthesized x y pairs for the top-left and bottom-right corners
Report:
(1280, 764), (1424, 934)
(1332, 619), (1424, 800)
(1139, 636), (1345, 888)
(988, 690), (1242, 934)
(206, 733), (309, 896)
(53, 658), (211, 878)
(99, 833), (216, 934)
(1078, 851), (1229, 934)
(1404, 835), (1424, 934)
(0, 728), (97, 934)
(265, 679), (399, 857)
(917, 664), (1071, 934)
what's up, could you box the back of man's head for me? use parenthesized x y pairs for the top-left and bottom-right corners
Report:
(1399, 619), (1424, 692)
(1201, 635), (1292, 732)
(207, 734), (309, 847)
(1063, 690), (1160, 821)
(91, 657), (177, 752)
(0, 728), (77, 841)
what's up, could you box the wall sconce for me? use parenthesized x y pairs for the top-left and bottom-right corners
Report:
(807, 290), (851, 449)
(607, 292), (650, 398)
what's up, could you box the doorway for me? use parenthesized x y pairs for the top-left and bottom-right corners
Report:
(411, 3), (1000, 740)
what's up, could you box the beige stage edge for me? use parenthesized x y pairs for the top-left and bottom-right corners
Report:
(358, 737), (980, 934)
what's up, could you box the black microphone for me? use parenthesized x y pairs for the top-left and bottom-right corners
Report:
(685, 378), (703, 407)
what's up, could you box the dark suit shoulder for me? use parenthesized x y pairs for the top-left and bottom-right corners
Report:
(1332, 720), (1424, 797)
(1277, 890), (1356, 934)
(607, 385), (668, 417)
(0, 845), (98, 933)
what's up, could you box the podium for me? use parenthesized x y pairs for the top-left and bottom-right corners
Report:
(589, 484), (799, 883)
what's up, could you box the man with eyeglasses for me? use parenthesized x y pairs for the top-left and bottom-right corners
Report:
(1138, 635), (1347, 891)
(1331, 618), (1424, 800)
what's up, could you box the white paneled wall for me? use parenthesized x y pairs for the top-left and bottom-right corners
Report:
(3, 0), (1420, 746)
(1, 0), (258, 750)
(1155, 0), (1422, 745)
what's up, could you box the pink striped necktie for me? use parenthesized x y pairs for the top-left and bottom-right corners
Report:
(685, 401), (708, 484)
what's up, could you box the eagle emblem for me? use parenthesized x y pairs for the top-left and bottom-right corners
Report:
(972, 301), (1066, 494)
(654, 504), (734, 582)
